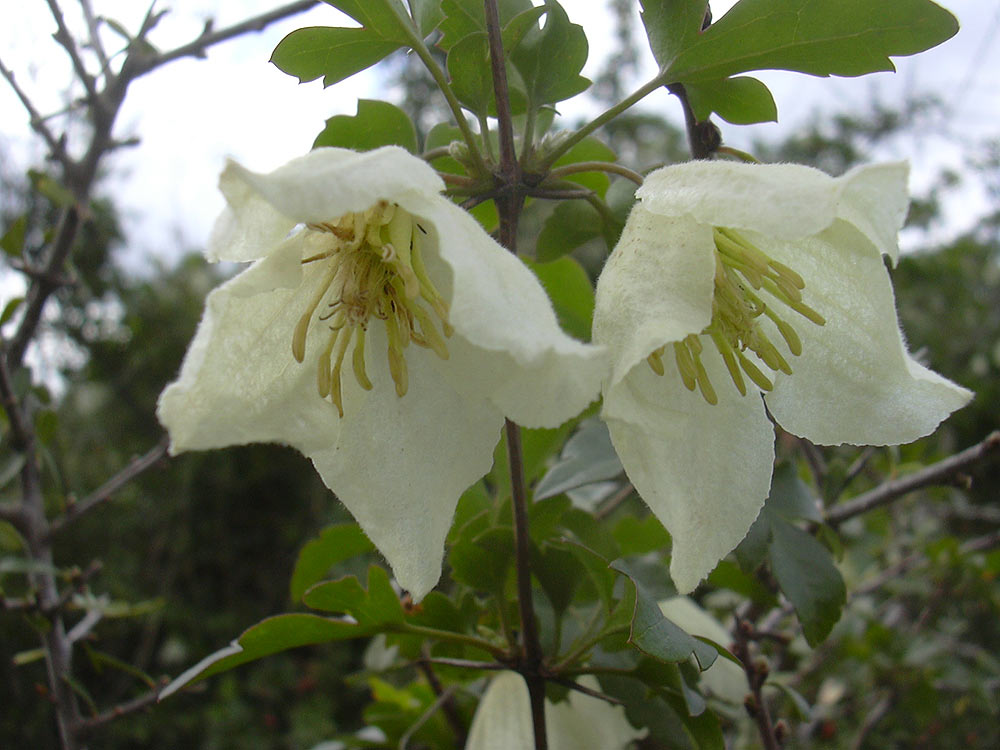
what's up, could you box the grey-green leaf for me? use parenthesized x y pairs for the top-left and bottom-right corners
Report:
(535, 418), (621, 500)
(768, 516), (846, 647)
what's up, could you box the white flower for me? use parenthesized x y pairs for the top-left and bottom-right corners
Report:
(465, 672), (644, 750)
(157, 147), (606, 600)
(593, 160), (972, 593)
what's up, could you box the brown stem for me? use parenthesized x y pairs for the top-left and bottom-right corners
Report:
(733, 618), (782, 750)
(48, 437), (169, 537)
(826, 432), (1000, 526)
(666, 82), (720, 160)
(418, 656), (468, 746)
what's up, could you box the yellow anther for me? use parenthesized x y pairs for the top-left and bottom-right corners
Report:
(291, 203), (450, 415)
(710, 329), (746, 396)
(673, 341), (698, 392)
(646, 346), (665, 376)
(737, 350), (773, 392)
(351, 327), (373, 391)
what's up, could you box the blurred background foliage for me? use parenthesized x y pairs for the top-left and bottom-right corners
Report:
(2, 3), (998, 747)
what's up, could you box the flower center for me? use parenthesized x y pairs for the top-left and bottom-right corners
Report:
(291, 201), (452, 417)
(646, 228), (825, 405)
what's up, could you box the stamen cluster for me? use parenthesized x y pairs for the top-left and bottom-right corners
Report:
(291, 202), (452, 416)
(647, 228), (825, 404)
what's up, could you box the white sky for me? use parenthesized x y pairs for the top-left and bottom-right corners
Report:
(1, 0), (998, 271)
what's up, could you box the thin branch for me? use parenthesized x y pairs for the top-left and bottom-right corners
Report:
(0, 348), (34, 452)
(422, 657), (508, 671)
(547, 161), (644, 185)
(850, 692), (893, 750)
(595, 482), (634, 521)
(0, 57), (70, 168)
(399, 685), (458, 750)
(826, 432), (1000, 526)
(129, 0), (318, 77)
(78, 0), (110, 73)
(417, 657), (467, 747)
(48, 437), (169, 537)
(549, 677), (624, 706)
(733, 618), (782, 750)
(45, 0), (98, 99)
(73, 682), (167, 736)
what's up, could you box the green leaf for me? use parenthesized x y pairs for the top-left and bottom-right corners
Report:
(159, 613), (369, 698)
(447, 33), (528, 117)
(768, 516), (846, 647)
(639, 0), (709, 70)
(611, 562), (717, 669)
(409, 0), (445, 37)
(613, 515), (670, 557)
(684, 76), (777, 124)
(449, 526), (514, 594)
(289, 522), (375, 602)
(313, 99), (418, 153)
(735, 461), (822, 571)
(523, 256), (596, 340)
(1, 297), (23, 327)
(551, 136), (617, 195)
(28, 170), (75, 207)
(510, 0), (590, 107)
(437, 0), (534, 51)
(535, 418), (621, 500)
(271, 27), (402, 87)
(322, 0), (415, 41)
(302, 565), (405, 626)
(536, 201), (603, 263)
(0, 215), (27, 257)
(532, 543), (584, 616)
(665, 0), (960, 83)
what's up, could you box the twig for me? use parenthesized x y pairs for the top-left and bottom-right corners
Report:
(399, 684), (458, 750)
(665, 83), (720, 160)
(73, 682), (167, 735)
(595, 482), (634, 520)
(836, 446), (878, 498)
(733, 618), (782, 749)
(421, 657), (508, 671)
(0, 57), (70, 168)
(547, 161), (644, 186)
(850, 693), (893, 750)
(550, 677), (624, 706)
(0, 348), (34, 453)
(78, 0), (110, 73)
(8, 206), (82, 370)
(45, 0), (98, 99)
(417, 654), (467, 747)
(826, 432), (1000, 526)
(129, 0), (319, 77)
(48, 437), (169, 537)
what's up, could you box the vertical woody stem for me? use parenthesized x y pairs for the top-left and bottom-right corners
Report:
(484, 0), (546, 747)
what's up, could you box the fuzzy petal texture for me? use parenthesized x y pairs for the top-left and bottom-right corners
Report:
(465, 672), (643, 750)
(159, 147), (606, 600)
(594, 160), (970, 594)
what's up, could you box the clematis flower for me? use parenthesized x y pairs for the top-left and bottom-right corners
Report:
(157, 146), (605, 600)
(465, 672), (644, 750)
(593, 160), (972, 593)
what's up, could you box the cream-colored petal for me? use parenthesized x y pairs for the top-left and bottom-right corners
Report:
(398, 192), (607, 429)
(157, 232), (343, 455)
(547, 676), (645, 750)
(760, 223), (972, 446)
(466, 673), (643, 750)
(593, 206), (716, 387)
(206, 162), (299, 262)
(834, 162), (909, 265)
(466, 672), (535, 750)
(638, 161), (844, 240)
(658, 597), (745, 705)
(224, 146), (445, 226)
(310, 324), (503, 601)
(603, 353), (775, 594)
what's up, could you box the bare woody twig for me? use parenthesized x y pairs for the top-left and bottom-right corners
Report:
(826, 432), (1000, 527)
(73, 682), (167, 736)
(0, 57), (70, 168)
(48, 437), (169, 537)
(45, 0), (98, 99)
(129, 0), (319, 77)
